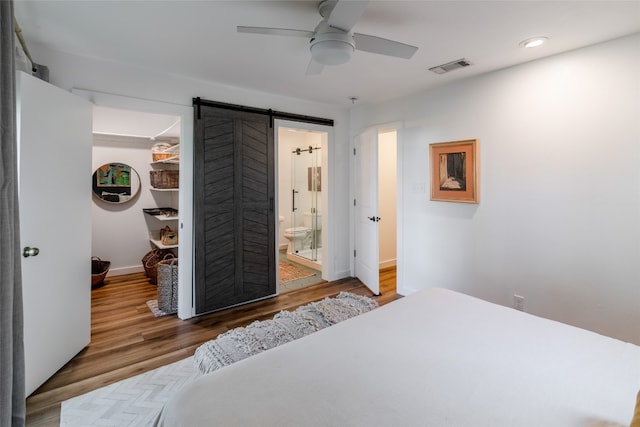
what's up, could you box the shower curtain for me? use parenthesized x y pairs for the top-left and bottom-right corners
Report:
(0, 0), (26, 425)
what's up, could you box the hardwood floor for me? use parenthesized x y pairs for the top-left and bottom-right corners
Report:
(25, 268), (397, 426)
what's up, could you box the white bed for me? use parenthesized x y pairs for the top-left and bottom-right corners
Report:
(156, 288), (640, 426)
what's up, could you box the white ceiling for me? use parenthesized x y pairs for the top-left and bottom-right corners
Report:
(92, 105), (181, 139)
(14, 0), (640, 110)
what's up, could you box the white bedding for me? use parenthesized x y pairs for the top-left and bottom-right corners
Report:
(156, 288), (640, 426)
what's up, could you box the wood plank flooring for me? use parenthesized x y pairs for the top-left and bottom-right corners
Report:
(25, 268), (397, 426)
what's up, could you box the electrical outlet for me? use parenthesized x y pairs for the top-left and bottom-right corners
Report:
(514, 294), (525, 311)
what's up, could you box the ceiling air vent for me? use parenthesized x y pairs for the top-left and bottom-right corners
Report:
(429, 58), (473, 75)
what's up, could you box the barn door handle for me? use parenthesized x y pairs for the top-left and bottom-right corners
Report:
(23, 247), (40, 257)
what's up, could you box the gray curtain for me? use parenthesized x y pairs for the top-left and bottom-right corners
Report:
(0, 0), (26, 426)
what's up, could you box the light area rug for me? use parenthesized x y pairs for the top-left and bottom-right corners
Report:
(145, 299), (174, 318)
(60, 357), (200, 427)
(279, 260), (314, 282)
(61, 292), (378, 426)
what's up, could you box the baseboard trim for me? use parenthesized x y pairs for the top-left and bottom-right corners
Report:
(332, 269), (351, 281)
(379, 259), (397, 269)
(107, 265), (145, 277)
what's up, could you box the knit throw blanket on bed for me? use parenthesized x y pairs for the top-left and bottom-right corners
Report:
(194, 292), (378, 374)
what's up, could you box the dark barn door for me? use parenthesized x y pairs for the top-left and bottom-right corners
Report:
(194, 104), (276, 314)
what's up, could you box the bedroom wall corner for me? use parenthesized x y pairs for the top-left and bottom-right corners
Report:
(351, 33), (640, 345)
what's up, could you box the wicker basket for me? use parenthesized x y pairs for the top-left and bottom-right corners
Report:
(150, 170), (179, 189)
(152, 152), (174, 162)
(91, 257), (110, 288)
(152, 142), (180, 162)
(142, 249), (176, 285)
(157, 258), (179, 314)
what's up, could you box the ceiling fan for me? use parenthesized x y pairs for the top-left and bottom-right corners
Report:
(237, 0), (418, 75)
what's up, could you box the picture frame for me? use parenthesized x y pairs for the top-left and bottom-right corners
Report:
(307, 166), (321, 192)
(96, 163), (131, 188)
(429, 139), (478, 203)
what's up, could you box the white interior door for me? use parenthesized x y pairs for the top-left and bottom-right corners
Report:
(17, 72), (93, 396)
(354, 128), (379, 295)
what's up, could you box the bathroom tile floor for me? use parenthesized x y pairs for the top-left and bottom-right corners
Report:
(279, 250), (324, 293)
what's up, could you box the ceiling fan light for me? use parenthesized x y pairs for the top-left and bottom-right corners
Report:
(309, 31), (355, 66)
(311, 40), (354, 65)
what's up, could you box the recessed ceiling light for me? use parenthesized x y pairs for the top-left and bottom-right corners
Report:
(520, 37), (548, 48)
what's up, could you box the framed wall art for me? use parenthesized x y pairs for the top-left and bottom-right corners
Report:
(429, 139), (478, 203)
(95, 163), (131, 187)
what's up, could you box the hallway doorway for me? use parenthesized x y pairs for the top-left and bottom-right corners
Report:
(353, 127), (398, 293)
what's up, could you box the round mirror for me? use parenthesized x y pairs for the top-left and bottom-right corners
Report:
(92, 163), (141, 204)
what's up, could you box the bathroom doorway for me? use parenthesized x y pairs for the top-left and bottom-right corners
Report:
(276, 122), (329, 292)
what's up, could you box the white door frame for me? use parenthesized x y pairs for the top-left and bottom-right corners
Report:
(72, 89), (195, 319)
(351, 122), (403, 294)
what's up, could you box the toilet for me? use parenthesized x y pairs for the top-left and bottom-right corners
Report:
(282, 212), (322, 253)
(283, 226), (310, 253)
(303, 212), (321, 231)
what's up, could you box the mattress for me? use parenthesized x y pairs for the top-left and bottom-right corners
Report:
(155, 288), (640, 426)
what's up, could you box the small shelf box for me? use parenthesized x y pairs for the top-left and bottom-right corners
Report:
(143, 208), (178, 221)
(150, 238), (179, 250)
(150, 170), (179, 189)
(152, 143), (180, 162)
(149, 226), (179, 249)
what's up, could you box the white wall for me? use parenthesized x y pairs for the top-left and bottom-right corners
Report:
(92, 134), (178, 275)
(30, 44), (352, 281)
(378, 130), (397, 268)
(351, 34), (640, 345)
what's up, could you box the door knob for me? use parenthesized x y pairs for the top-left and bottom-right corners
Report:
(23, 247), (40, 258)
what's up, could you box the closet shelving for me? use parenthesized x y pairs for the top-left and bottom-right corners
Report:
(151, 159), (179, 165)
(143, 208), (178, 249)
(149, 236), (178, 250)
(145, 143), (180, 250)
(150, 188), (178, 192)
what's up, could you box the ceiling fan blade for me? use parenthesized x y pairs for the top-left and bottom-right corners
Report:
(237, 26), (314, 38)
(306, 58), (325, 75)
(327, 0), (369, 33)
(353, 33), (418, 59)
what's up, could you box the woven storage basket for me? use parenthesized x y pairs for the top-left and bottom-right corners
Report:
(150, 170), (179, 189)
(152, 152), (173, 162)
(151, 142), (180, 162)
(91, 257), (110, 288)
(142, 249), (176, 285)
(157, 258), (178, 314)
